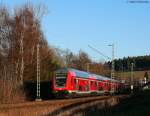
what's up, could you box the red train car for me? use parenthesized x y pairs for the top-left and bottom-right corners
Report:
(53, 68), (123, 97)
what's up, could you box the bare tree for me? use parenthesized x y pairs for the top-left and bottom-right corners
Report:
(0, 3), (64, 103)
(62, 49), (74, 67)
(0, 5), (18, 104)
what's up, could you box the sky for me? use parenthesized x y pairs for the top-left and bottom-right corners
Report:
(2, 0), (150, 61)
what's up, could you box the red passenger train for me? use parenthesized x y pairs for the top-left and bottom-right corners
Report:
(53, 68), (124, 97)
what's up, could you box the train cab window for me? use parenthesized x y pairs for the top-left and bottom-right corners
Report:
(55, 73), (67, 87)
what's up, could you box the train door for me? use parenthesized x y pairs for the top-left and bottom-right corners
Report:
(95, 81), (98, 91)
(90, 81), (93, 91)
(90, 80), (97, 91)
(104, 81), (109, 92)
(98, 81), (103, 91)
(85, 80), (89, 91)
(78, 79), (83, 91)
(88, 80), (91, 91)
(74, 78), (78, 91)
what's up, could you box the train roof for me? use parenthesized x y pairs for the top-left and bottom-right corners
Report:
(55, 68), (117, 82)
(55, 68), (89, 78)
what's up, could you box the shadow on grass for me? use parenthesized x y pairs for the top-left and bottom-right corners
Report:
(24, 81), (54, 101)
(47, 90), (150, 116)
(47, 97), (118, 116)
(108, 89), (150, 116)
(85, 89), (150, 116)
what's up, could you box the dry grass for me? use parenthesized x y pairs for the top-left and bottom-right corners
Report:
(116, 70), (150, 82)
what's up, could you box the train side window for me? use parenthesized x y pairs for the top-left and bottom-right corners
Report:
(79, 86), (82, 91)
(105, 82), (107, 87)
(95, 82), (97, 87)
(75, 79), (78, 90)
(74, 79), (76, 84)
(86, 81), (89, 91)
(90, 81), (93, 87)
(99, 82), (101, 86)
(86, 85), (89, 91)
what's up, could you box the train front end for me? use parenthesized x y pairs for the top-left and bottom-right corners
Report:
(53, 69), (69, 98)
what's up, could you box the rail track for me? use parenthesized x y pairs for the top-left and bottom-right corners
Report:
(0, 95), (128, 116)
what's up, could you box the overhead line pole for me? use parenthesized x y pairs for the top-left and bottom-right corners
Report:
(108, 43), (115, 94)
(36, 43), (42, 101)
(131, 62), (134, 93)
(108, 43), (115, 80)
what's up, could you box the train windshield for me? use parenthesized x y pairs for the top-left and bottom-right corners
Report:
(55, 73), (67, 87)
